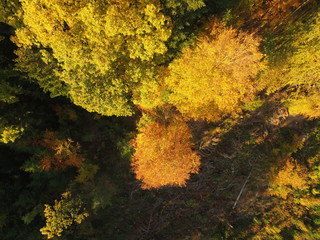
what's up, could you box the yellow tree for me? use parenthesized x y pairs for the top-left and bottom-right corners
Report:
(131, 120), (200, 189)
(40, 192), (88, 239)
(269, 158), (308, 199)
(14, 0), (172, 116)
(165, 21), (265, 121)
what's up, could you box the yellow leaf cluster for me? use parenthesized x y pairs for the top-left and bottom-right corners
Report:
(0, 125), (24, 144)
(40, 192), (88, 239)
(287, 94), (320, 119)
(165, 21), (265, 121)
(14, 0), (172, 116)
(269, 159), (308, 199)
(299, 197), (320, 208)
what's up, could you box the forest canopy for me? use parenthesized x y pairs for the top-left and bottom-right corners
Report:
(12, 0), (206, 116)
(1, 0), (320, 239)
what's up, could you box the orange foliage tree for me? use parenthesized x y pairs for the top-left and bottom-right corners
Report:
(38, 131), (84, 171)
(131, 120), (200, 189)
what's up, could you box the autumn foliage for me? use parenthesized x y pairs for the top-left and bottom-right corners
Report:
(13, 0), (173, 116)
(38, 131), (84, 171)
(40, 192), (88, 239)
(269, 158), (308, 199)
(131, 120), (200, 189)
(260, 13), (320, 118)
(165, 20), (265, 121)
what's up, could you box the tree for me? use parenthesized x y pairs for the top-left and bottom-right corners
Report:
(269, 158), (308, 199)
(40, 192), (89, 239)
(131, 120), (200, 189)
(14, 0), (173, 116)
(165, 20), (265, 121)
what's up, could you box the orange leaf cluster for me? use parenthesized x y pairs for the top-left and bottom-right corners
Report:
(38, 131), (84, 171)
(131, 121), (200, 189)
